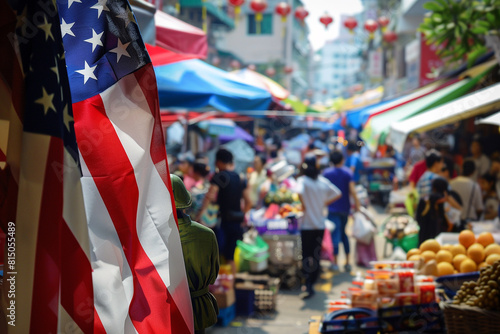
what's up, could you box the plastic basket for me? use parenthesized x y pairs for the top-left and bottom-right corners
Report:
(378, 303), (445, 333)
(435, 272), (480, 300)
(320, 308), (380, 334)
(442, 302), (500, 334)
(237, 236), (269, 261)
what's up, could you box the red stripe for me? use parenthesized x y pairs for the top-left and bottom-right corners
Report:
(94, 309), (106, 333)
(366, 79), (459, 121)
(73, 93), (190, 333)
(133, 64), (178, 225)
(30, 137), (63, 333)
(60, 220), (94, 333)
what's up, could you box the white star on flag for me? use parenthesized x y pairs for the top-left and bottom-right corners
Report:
(110, 39), (131, 62)
(62, 104), (73, 131)
(116, 6), (135, 28)
(84, 29), (104, 52)
(38, 16), (54, 41)
(60, 18), (75, 38)
(68, 0), (81, 8)
(76, 61), (97, 84)
(91, 0), (110, 18)
(35, 87), (56, 114)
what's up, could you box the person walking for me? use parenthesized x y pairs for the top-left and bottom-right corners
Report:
(197, 149), (251, 276)
(450, 160), (484, 223)
(247, 154), (267, 208)
(296, 155), (341, 299)
(416, 149), (444, 200)
(478, 172), (499, 220)
(323, 151), (361, 273)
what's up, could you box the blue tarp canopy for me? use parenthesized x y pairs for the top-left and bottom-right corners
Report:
(345, 99), (396, 130)
(150, 46), (273, 112)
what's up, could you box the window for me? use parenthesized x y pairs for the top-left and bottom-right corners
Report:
(248, 14), (273, 35)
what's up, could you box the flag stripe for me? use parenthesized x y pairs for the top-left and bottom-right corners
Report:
(30, 137), (64, 334)
(103, 66), (193, 331)
(73, 91), (190, 332)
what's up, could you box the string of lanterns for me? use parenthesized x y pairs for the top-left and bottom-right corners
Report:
(343, 16), (397, 43)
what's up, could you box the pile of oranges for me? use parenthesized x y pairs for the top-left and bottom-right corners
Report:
(406, 231), (500, 277)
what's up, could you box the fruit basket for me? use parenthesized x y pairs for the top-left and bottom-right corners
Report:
(435, 272), (480, 300)
(441, 302), (500, 334)
(381, 214), (419, 253)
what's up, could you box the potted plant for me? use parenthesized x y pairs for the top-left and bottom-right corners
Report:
(419, 0), (500, 67)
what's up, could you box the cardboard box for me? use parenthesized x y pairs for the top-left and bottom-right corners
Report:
(212, 289), (235, 309)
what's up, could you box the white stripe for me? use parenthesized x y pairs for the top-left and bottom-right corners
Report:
(79, 154), (137, 334)
(100, 74), (194, 332)
(8, 133), (50, 334)
(57, 299), (84, 334)
(62, 149), (91, 260)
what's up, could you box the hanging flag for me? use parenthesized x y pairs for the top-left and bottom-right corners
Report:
(1, 0), (193, 333)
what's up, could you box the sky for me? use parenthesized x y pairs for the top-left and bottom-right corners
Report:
(303, 0), (364, 50)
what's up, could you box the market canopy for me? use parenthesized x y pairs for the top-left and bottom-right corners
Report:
(155, 10), (208, 58)
(230, 68), (289, 100)
(147, 44), (273, 112)
(389, 82), (500, 152)
(477, 110), (500, 127)
(360, 63), (495, 152)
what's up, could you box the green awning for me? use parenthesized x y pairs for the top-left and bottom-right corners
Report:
(180, 0), (234, 28)
(284, 97), (321, 114)
(360, 66), (492, 152)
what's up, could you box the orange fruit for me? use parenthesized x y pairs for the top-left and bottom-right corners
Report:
(467, 243), (486, 264)
(420, 239), (441, 253)
(441, 244), (452, 251)
(421, 250), (437, 263)
(485, 244), (500, 258)
(459, 230), (476, 249)
(406, 248), (421, 260)
(408, 255), (423, 262)
(460, 258), (478, 273)
(486, 253), (500, 265)
(478, 262), (489, 270)
(450, 244), (467, 257)
(436, 250), (453, 263)
(453, 254), (468, 271)
(437, 262), (454, 276)
(477, 232), (495, 248)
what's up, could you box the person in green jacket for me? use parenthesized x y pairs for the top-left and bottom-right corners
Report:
(170, 174), (220, 334)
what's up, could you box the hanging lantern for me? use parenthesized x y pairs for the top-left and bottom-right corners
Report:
(211, 56), (220, 66)
(319, 12), (333, 29)
(275, 2), (291, 22)
(247, 64), (256, 71)
(306, 89), (314, 98)
(228, 0), (245, 17)
(294, 6), (309, 24)
(230, 60), (241, 69)
(322, 88), (328, 95)
(344, 16), (357, 33)
(364, 19), (378, 39)
(383, 31), (398, 43)
(284, 66), (293, 74)
(377, 16), (390, 32)
(265, 67), (276, 77)
(250, 0), (268, 34)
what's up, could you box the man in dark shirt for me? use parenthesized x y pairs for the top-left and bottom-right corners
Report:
(198, 148), (251, 275)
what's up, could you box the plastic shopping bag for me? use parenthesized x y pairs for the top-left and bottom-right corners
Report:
(352, 211), (376, 245)
(321, 228), (334, 262)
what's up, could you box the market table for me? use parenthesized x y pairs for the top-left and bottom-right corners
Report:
(308, 316), (321, 334)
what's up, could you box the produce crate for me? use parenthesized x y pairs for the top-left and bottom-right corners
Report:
(216, 304), (236, 327)
(320, 308), (380, 334)
(378, 303), (445, 333)
(235, 273), (281, 313)
(435, 272), (480, 300)
(442, 302), (500, 334)
(262, 234), (301, 267)
(254, 277), (280, 312)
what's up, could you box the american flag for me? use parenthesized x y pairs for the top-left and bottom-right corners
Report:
(1, 0), (193, 333)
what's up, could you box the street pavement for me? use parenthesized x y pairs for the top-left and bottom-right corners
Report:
(207, 205), (390, 334)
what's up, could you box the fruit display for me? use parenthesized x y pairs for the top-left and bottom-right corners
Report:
(452, 260), (500, 310)
(406, 231), (500, 276)
(383, 215), (419, 240)
(263, 187), (295, 206)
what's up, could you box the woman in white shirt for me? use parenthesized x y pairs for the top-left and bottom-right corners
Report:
(296, 154), (341, 299)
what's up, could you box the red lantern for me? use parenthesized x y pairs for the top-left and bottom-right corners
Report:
(294, 6), (309, 24)
(247, 64), (256, 71)
(230, 60), (241, 69)
(229, 0), (245, 15)
(319, 12), (333, 29)
(275, 2), (291, 22)
(265, 67), (276, 77)
(344, 16), (357, 33)
(364, 19), (378, 39)
(284, 66), (293, 74)
(383, 31), (398, 43)
(250, 0), (267, 33)
(306, 89), (313, 97)
(378, 16), (390, 32)
(322, 88), (328, 95)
